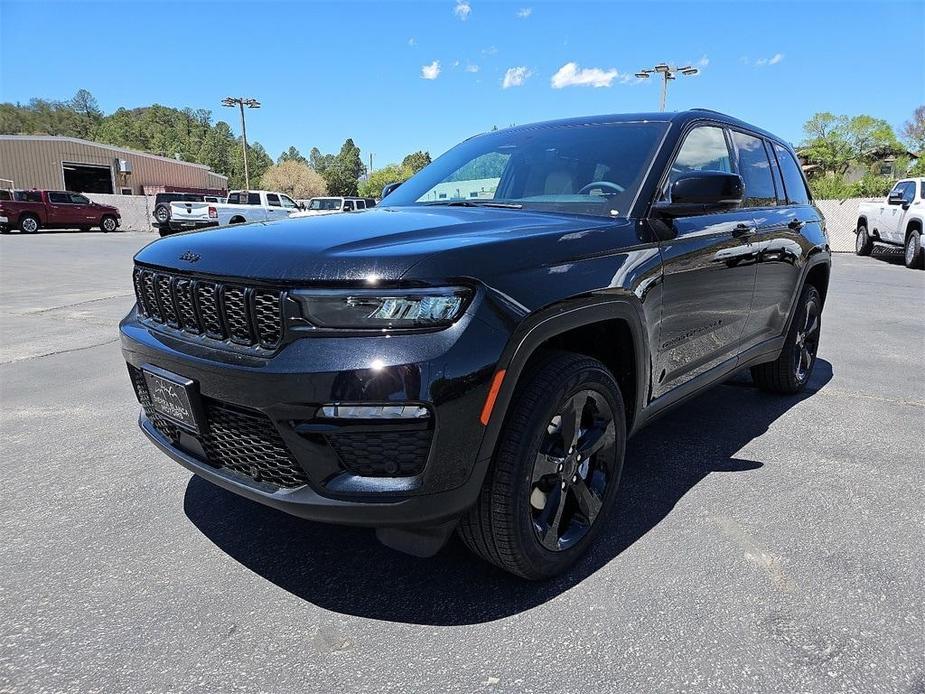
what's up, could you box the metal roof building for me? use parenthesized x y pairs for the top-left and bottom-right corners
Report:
(0, 135), (228, 195)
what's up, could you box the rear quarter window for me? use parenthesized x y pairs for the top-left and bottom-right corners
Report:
(774, 144), (811, 205)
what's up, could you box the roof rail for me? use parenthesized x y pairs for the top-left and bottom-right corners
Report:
(689, 107), (728, 116)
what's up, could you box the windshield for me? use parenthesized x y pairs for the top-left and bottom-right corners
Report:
(309, 198), (341, 210)
(381, 121), (668, 217)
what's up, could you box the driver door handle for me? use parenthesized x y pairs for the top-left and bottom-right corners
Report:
(732, 223), (756, 238)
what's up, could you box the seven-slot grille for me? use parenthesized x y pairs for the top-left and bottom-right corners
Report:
(133, 267), (284, 349)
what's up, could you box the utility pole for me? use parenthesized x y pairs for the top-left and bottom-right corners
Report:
(634, 63), (700, 111)
(221, 97), (261, 189)
(369, 153), (373, 176)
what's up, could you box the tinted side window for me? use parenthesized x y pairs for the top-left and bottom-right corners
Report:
(69, 194), (90, 204)
(665, 126), (732, 198)
(901, 181), (915, 203)
(247, 193), (261, 205)
(266, 193), (281, 207)
(732, 131), (776, 207)
(227, 192), (241, 204)
(774, 144), (810, 205)
(49, 192), (70, 203)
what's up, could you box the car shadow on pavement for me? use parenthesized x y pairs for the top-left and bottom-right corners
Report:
(184, 359), (833, 625)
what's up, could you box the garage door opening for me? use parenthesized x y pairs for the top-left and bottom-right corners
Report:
(63, 163), (113, 193)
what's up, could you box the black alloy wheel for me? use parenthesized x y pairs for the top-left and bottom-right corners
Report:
(458, 351), (626, 579)
(530, 390), (616, 552)
(751, 284), (822, 394)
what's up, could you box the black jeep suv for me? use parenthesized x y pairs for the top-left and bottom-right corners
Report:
(122, 110), (830, 579)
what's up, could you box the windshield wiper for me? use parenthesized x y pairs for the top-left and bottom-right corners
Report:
(423, 200), (524, 209)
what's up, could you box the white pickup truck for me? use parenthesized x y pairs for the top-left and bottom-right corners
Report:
(165, 190), (301, 234)
(856, 177), (924, 269)
(290, 196), (372, 218)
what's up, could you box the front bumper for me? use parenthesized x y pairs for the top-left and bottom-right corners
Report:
(121, 305), (508, 528)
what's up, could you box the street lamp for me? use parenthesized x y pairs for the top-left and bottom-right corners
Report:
(221, 97), (261, 189)
(635, 63), (700, 112)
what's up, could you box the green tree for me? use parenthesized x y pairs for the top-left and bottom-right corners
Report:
(320, 138), (367, 196)
(69, 89), (102, 139)
(278, 145), (307, 165)
(358, 163), (413, 198)
(401, 150), (432, 174)
(801, 112), (903, 177)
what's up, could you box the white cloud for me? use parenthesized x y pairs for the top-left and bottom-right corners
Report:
(454, 0), (471, 20)
(421, 61), (441, 80)
(482, 46), (498, 56)
(755, 53), (784, 66)
(551, 62), (619, 88)
(465, 63), (480, 73)
(502, 66), (532, 88)
(516, 7), (532, 18)
(698, 55), (709, 67)
(408, 37), (416, 46)
(452, 59), (460, 68)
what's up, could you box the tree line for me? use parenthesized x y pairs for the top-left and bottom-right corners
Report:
(800, 106), (924, 199)
(0, 89), (430, 197)
(6, 89), (921, 203)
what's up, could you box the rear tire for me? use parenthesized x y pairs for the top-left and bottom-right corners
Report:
(18, 214), (39, 234)
(904, 230), (923, 269)
(458, 351), (626, 580)
(751, 284), (822, 394)
(855, 224), (873, 256)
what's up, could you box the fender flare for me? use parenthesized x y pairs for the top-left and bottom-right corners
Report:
(474, 295), (651, 464)
(781, 250), (831, 338)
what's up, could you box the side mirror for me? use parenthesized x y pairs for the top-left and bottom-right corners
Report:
(652, 171), (744, 217)
(381, 181), (403, 199)
(298, 202), (306, 210)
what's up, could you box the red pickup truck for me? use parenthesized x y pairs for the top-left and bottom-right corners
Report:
(0, 190), (121, 234)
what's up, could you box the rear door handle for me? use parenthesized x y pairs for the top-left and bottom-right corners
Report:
(732, 223), (756, 238)
(787, 218), (806, 231)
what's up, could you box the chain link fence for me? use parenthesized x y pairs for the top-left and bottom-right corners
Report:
(815, 198), (878, 252)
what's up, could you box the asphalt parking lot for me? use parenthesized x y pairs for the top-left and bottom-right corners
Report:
(1, 231), (922, 693)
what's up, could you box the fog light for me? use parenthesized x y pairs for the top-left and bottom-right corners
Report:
(318, 404), (430, 419)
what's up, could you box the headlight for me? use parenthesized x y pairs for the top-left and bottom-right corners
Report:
(291, 287), (471, 330)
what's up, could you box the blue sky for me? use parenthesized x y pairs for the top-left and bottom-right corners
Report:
(1, 0), (923, 168)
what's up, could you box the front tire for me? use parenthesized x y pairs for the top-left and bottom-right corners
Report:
(855, 224), (873, 256)
(904, 230), (923, 269)
(100, 215), (117, 233)
(458, 352), (626, 580)
(751, 284), (822, 394)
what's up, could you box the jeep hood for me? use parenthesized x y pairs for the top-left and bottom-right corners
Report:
(134, 206), (621, 283)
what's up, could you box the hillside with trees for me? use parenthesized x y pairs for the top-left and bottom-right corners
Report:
(0, 89), (373, 193)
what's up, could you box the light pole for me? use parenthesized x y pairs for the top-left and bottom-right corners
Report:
(221, 97), (261, 189)
(635, 63), (700, 111)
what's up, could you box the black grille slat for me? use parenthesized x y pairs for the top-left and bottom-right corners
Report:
(254, 291), (283, 348)
(223, 286), (252, 344)
(196, 282), (225, 339)
(156, 274), (178, 326)
(174, 279), (199, 332)
(132, 267), (284, 349)
(141, 271), (161, 321)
